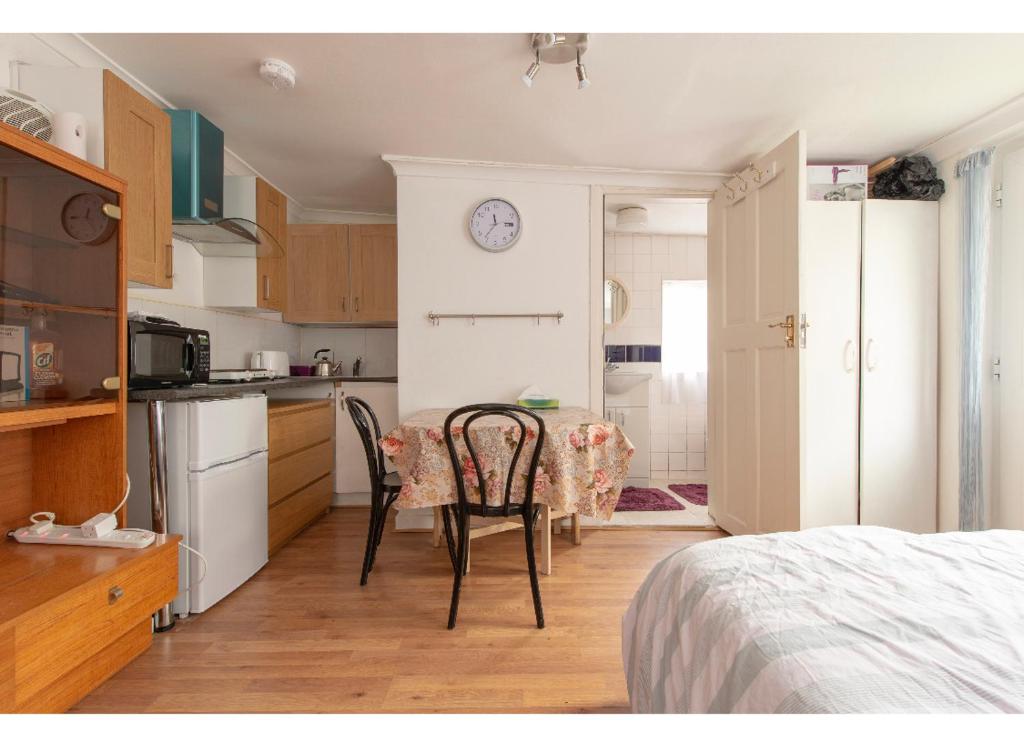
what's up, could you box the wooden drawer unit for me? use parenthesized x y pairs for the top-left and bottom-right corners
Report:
(269, 400), (334, 460)
(269, 474), (333, 554)
(0, 536), (180, 713)
(267, 400), (335, 554)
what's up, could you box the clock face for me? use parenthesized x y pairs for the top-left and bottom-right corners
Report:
(469, 198), (521, 252)
(61, 192), (117, 245)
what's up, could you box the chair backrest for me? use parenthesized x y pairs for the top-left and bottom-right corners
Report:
(443, 404), (546, 517)
(346, 396), (386, 492)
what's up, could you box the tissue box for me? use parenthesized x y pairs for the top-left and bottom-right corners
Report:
(1, 324), (30, 403)
(517, 397), (559, 410)
(807, 164), (868, 201)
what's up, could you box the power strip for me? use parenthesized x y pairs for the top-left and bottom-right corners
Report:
(12, 523), (155, 549)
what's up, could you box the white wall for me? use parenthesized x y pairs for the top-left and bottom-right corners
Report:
(395, 174), (592, 417)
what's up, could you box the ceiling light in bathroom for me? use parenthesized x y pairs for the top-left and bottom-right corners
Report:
(616, 207), (649, 232)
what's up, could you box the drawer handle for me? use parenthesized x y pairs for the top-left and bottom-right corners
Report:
(108, 585), (125, 605)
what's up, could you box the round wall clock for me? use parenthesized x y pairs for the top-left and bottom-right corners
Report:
(61, 192), (118, 245)
(469, 198), (522, 252)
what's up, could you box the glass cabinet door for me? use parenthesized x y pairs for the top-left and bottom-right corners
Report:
(0, 138), (120, 404)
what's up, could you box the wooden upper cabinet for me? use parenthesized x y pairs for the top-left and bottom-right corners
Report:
(285, 224), (350, 324)
(102, 70), (172, 288)
(350, 224), (397, 323)
(256, 178), (288, 312)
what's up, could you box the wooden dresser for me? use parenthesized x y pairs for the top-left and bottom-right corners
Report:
(267, 399), (335, 554)
(0, 537), (179, 712)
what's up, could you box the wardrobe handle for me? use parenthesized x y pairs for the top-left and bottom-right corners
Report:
(865, 338), (878, 372)
(843, 340), (856, 373)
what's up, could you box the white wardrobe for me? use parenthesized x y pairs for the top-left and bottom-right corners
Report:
(802, 199), (938, 533)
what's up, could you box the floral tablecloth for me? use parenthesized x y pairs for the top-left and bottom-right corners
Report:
(381, 407), (634, 520)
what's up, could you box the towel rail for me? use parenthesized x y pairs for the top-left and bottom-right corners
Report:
(427, 311), (564, 326)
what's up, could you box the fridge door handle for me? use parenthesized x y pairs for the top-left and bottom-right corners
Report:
(843, 340), (856, 373)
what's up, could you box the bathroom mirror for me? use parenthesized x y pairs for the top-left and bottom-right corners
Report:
(604, 277), (630, 327)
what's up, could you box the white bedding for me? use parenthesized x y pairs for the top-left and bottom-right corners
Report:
(622, 526), (1024, 713)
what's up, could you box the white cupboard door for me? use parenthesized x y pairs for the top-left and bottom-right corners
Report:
(860, 200), (938, 532)
(708, 131), (805, 535)
(617, 406), (651, 483)
(800, 202), (861, 528)
(337, 383), (399, 495)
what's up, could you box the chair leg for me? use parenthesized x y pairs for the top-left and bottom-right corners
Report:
(368, 499), (390, 573)
(441, 505), (458, 572)
(360, 494), (381, 586)
(447, 512), (468, 629)
(522, 508), (545, 629)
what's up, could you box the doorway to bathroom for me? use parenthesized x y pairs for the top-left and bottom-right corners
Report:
(594, 194), (715, 529)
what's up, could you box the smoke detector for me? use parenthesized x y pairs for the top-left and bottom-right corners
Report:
(616, 207), (648, 232)
(259, 58), (296, 90)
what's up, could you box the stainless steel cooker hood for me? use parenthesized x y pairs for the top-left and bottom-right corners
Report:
(172, 216), (282, 259)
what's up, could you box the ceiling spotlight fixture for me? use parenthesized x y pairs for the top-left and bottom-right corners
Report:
(521, 33), (591, 91)
(521, 51), (541, 88)
(259, 58), (296, 90)
(575, 50), (590, 91)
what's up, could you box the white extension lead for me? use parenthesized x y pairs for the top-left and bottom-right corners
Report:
(13, 473), (209, 592)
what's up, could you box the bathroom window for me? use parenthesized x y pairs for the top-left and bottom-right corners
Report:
(662, 280), (707, 401)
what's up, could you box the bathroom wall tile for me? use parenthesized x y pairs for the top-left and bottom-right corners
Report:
(615, 233), (633, 254)
(686, 434), (706, 453)
(651, 433), (669, 453)
(651, 470), (669, 481)
(668, 433), (686, 453)
(632, 254), (652, 273)
(632, 235), (652, 254)
(686, 415), (706, 434)
(669, 410), (687, 433)
(669, 452), (688, 470)
(631, 290), (652, 310)
(633, 273), (658, 292)
(687, 453), (706, 471)
(651, 253), (670, 273)
(650, 453), (668, 471)
(651, 235), (669, 255)
(687, 237), (708, 279)
(614, 254), (633, 274)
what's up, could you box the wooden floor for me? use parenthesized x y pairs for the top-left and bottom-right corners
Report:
(72, 508), (724, 713)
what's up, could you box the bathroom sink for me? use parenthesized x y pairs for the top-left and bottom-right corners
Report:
(604, 373), (652, 395)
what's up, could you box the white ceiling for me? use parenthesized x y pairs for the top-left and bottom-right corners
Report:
(605, 195), (707, 235)
(84, 33), (1024, 214)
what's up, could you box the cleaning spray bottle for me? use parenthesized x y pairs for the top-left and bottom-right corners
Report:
(29, 310), (66, 399)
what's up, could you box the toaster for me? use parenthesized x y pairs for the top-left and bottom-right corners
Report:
(250, 350), (291, 378)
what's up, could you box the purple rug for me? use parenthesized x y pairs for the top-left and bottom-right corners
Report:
(615, 487), (685, 512)
(668, 483), (708, 507)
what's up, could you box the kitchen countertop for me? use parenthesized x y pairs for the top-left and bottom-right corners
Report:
(127, 375), (396, 402)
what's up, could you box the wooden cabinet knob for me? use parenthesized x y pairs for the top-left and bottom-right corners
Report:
(108, 585), (125, 605)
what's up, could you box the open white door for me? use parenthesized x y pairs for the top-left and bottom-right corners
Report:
(708, 132), (805, 535)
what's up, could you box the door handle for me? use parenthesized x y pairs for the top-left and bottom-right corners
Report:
(354, 296), (360, 313)
(865, 338), (878, 372)
(768, 314), (796, 348)
(263, 275), (270, 300)
(164, 244), (173, 279)
(843, 340), (856, 373)
(342, 296), (347, 313)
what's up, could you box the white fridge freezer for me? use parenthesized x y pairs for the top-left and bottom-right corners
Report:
(127, 394), (269, 616)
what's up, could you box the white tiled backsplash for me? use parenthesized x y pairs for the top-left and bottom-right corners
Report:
(127, 297), (398, 377)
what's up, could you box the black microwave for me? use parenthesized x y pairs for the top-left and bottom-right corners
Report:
(128, 319), (210, 388)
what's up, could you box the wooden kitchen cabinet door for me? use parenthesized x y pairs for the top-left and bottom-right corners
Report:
(284, 224), (351, 323)
(256, 177), (288, 312)
(102, 70), (172, 288)
(350, 224), (397, 323)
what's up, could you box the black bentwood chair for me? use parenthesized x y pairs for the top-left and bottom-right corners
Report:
(441, 404), (546, 630)
(346, 396), (403, 586)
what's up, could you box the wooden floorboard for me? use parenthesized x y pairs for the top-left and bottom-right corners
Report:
(71, 508), (724, 713)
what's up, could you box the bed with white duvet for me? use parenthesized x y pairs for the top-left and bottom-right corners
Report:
(622, 526), (1024, 713)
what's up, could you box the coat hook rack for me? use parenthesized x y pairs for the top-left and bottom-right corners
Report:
(427, 311), (564, 326)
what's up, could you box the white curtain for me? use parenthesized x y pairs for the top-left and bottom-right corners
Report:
(956, 148), (994, 532)
(661, 280), (707, 403)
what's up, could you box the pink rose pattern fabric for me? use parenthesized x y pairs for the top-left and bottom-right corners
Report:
(382, 407), (634, 520)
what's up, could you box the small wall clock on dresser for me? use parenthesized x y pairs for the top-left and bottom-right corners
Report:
(469, 197), (521, 251)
